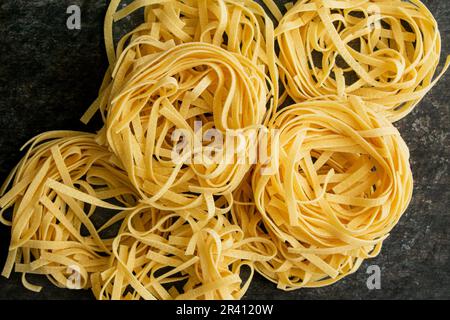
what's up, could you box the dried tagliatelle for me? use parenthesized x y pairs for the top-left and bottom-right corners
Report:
(250, 97), (413, 289)
(276, 0), (450, 121)
(0, 131), (138, 291)
(81, 0), (279, 122)
(90, 205), (276, 300)
(0, 0), (447, 301)
(99, 40), (272, 215)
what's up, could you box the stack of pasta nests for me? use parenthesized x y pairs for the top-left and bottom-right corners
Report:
(1, 0), (448, 299)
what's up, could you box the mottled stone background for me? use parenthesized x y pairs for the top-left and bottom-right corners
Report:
(0, 0), (448, 300)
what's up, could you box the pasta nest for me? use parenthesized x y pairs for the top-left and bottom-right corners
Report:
(104, 41), (273, 214)
(0, 131), (138, 291)
(107, 0), (278, 85)
(82, 0), (279, 122)
(276, 0), (449, 121)
(250, 97), (413, 289)
(91, 205), (276, 300)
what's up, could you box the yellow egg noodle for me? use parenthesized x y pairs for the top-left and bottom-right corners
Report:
(81, 0), (279, 123)
(276, 0), (450, 121)
(0, 131), (274, 298)
(0, 0), (447, 300)
(91, 206), (276, 300)
(0, 131), (138, 292)
(103, 41), (271, 214)
(250, 97), (413, 289)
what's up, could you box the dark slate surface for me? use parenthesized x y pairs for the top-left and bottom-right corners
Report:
(0, 0), (449, 300)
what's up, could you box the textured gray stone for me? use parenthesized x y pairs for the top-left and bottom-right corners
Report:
(0, 0), (448, 300)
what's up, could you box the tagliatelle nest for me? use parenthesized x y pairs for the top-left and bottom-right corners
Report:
(91, 205), (276, 300)
(0, 0), (448, 300)
(249, 97), (413, 289)
(0, 131), (138, 291)
(82, 0), (279, 123)
(276, 0), (450, 121)
(102, 41), (273, 214)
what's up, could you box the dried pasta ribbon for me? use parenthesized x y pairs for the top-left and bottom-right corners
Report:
(103, 40), (272, 215)
(91, 205), (276, 300)
(276, 0), (449, 121)
(0, 131), (138, 291)
(1, 0), (446, 300)
(249, 97), (413, 289)
(82, 0), (279, 124)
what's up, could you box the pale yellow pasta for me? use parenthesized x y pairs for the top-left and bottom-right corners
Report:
(249, 97), (413, 289)
(100, 40), (272, 215)
(0, 130), (275, 299)
(82, 0), (279, 123)
(0, 0), (447, 300)
(276, 0), (450, 121)
(91, 205), (276, 300)
(0, 131), (138, 292)
(0, 0), (279, 299)
(79, 0), (279, 218)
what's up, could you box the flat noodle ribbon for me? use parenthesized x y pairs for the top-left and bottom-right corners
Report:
(82, 0), (279, 124)
(247, 97), (413, 289)
(276, 0), (450, 121)
(0, 131), (138, 292)
(81, 1), (278, 218)
(91, 205), (276, 300)
(103, 40), (271, 215)
(1, 0), (448, 299)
